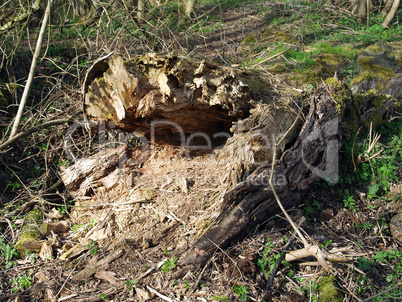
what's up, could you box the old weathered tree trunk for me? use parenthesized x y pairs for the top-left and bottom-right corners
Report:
(65, 53), (382, 272)
(180, 84), (341, 269)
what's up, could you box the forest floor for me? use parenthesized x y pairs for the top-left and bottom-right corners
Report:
(0, 1), (401, 301)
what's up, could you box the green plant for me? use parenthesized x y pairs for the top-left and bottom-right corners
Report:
(357, 257), (373, 272)
(184, 281), (190, 290)
(88, 218), (97, 228)
(57, 206), (67, 214)
(257, 239), (288, 279)
(355, 221), (374, 230)
(213, 295), (228, 301)
(295, 277), (319, 301)
(356, 250), (402, 299)
(38, 143), (47, 152)
(11, 275), (32, 293)
(343, 191), (356, 210)
(354, 121), (401, 193)
(7, 180), (21, 191)
(87, 241), (98, 255)
(71, 224), (84, 233)
(304, 199), (322, 219)
(356, 274), (371, 295)
(320, 239), (332, 248)
(99, 292), (107, 300)
(367, 183), (380, 200)
(56, 200), (74, 214)
(232, 284), (249, 301)
(125, 279), (138, 290)
(162, 257), (176, 273)
(0, 239), (19, 268)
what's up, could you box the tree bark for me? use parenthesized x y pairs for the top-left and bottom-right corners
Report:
(8, 0), (52, 139)
(184, 0), (197, 18)
(381, 0), (394, 15)
(0, 0), (42, 34)
(180, 83), (341, 269)
(356, 0), (367, 23)
(382, 0), (400, 28)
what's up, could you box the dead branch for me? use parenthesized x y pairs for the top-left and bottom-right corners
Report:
(0, 119), (70, 151)
(9, 0), (53, 139)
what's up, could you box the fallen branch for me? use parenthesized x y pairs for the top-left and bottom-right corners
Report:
(262, 217), (305, 296)
(71, 249), (124, 282)
(147, 286), (179, 302)
(0, 119), (70, 151)
(0, 0), (42, 34)
(246, 48), (291, 68)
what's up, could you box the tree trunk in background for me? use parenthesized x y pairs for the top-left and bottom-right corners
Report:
(356, 0), (367, 23)
(381, 0), (394, 15)
(382, 0), (400, 28)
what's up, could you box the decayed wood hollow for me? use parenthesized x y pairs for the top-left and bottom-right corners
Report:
(83, 53), (275, 146)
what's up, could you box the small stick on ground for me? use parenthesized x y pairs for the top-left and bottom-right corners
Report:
(263, 216), (305, 296)
(190, 255), (215, 294)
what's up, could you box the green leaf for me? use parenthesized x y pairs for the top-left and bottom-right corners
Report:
(368, 183), (379, 198)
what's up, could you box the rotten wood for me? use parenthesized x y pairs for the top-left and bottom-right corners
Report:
(66, 53), (398, 276)
(180, 83), (342, 269)
(82, 53), (279, 141)
(71, 248), (124, 282)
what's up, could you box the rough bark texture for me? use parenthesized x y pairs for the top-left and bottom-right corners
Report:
(382, 0), (401, 28)
(64, 53), (399, 274)
(69, 54), (355, 273)
(179, 84), (341, 269)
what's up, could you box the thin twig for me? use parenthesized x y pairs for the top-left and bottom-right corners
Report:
(0, 217), (15, 240)
(361, 282), (402, 302)
(190, 255), (215, 294)
(147, 286), (178, 302)
(72, 199), (152, 208)
(9, 0), (53, 139)
(263, 217), (306, 295)
(245, 48), (291, 68)
(208, 239), (244, 281)
(0, 119), (70, 151)
(352, 126), (362, 172)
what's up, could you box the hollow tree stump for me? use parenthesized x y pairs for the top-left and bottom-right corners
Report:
(62, 53), (398, 273)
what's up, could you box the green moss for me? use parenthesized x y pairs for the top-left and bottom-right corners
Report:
(352, 57), (396, 90)
(15, 209), (43, 254)
(324, 77), (352, 114)
(388, 40), (402, 68)
(241, 70), (270, 96)
(241, 33), (257, 45)
(15, 231), (42, 254)
(318, 275), (343, 302)
(325, 77), (343, 88)
(25, 208), (42, 222)
(267, 63), (287, 73)
(289, 70), (320, 86)
(344, 91), (392, 132)
(320, 53), (344, 67)
(0, 84), (12, 108)
(366, 45), (384, 53)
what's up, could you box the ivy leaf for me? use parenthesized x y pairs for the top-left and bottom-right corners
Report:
(368, 183), (379, 199)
